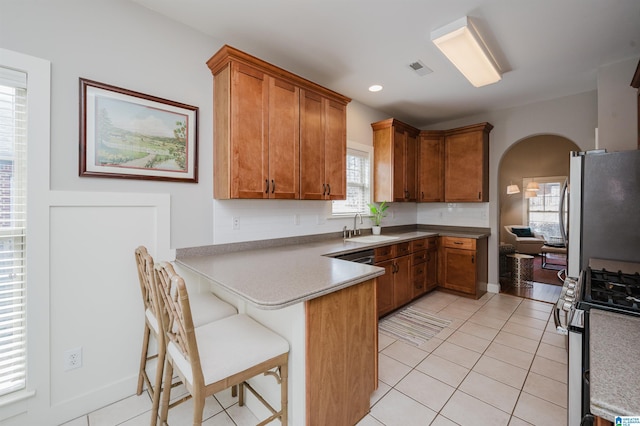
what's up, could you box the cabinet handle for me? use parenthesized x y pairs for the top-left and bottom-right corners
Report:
(478, 191), (481, 200)
(327, 184), (331, 196)
(322, 183), (326, 195)
(421, 191), (424, 200)
(454, 241), (463, 245)
(265, 179), (269, 194)
(271, 179), (275, 194)
(471, 255), (475, 264)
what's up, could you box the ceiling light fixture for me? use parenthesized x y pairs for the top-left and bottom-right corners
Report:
(430, 16), (501, 87)
(368, 84), (383, 92)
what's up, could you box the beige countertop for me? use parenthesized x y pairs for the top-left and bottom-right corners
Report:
(589, 309), (640, 420)
(176, 228), (489, 310)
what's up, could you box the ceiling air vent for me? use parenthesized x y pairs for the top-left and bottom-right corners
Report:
(409, 60), (433, 76)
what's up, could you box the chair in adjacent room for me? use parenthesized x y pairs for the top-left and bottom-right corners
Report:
(134, 246), (237, 426)
(154, 261), (290, 426)
(504, 225), (546, 255)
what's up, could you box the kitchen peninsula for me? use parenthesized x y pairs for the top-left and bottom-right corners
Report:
(174, 227), (489, 425)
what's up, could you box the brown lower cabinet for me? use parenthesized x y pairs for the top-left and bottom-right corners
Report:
(439, 236), (488, 299)
(376, 238), (438, 317)
(594, 417), (613, 426)
(306, 278), (377, 425)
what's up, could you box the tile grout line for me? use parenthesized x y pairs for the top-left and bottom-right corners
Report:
(374, 293), (567, 426)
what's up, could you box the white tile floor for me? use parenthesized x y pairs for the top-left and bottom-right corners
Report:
(62, 290), (567, 426)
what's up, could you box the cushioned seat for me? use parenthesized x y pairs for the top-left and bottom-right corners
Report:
(155, 261), (289, 425)
(504, 225), (546, 255)
(134, 246), (237, 426)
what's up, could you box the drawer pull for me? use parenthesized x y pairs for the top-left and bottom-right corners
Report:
(454, 241), (463, 245)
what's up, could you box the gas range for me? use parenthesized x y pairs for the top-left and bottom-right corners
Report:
(579, 259), (640, 317)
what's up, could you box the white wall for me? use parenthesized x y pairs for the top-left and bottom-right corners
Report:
(597, 56), (640, 151)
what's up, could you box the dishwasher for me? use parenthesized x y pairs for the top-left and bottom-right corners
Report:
(334, 249), (375, 265)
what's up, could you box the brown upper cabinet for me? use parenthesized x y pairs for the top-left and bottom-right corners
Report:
(443, 123), (493, 202)
(299, 90), (347, 200)
(207, 45), (350, 199)
(371, 118), (419, 202)
(375, 120), (492, 203)
(418, 131), (445, 202)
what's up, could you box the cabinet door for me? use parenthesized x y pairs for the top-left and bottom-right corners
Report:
(445, 129), (488, 202)
(425, 249), (438, 291)
(418, 132), (444, 202)
(375, 260), (394, 317)
(442, 247), (477, 295)
(230, 63), (269, 198)
(324, 99), (346, 200)
(268, 77), (299, 199)
(300, 89), (325, 200)
(393, 255), (412, 308)
(392, 127), (406, 202)
(405, 132), (418, 201)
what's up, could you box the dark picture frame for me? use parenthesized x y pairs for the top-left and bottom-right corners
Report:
(79, 78), (198, 182)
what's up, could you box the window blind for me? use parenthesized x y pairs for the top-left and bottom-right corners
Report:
(332, 147), (371, 215)
(0, 67), (27, 397)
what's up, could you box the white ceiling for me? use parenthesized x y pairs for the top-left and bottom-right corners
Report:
(131, 0), (640, 127)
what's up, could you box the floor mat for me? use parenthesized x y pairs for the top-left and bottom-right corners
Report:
(379, 305), (451, 346)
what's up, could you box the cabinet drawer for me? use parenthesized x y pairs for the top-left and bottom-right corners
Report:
(411, 238), (427, 252)
(396, 242), (411, 256)
(412, 250), (427, 265)
(426, 237), (438, 250)
(442, 236), (476, 250)
(374, 245), (395, 262)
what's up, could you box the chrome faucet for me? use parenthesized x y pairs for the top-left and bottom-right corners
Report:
(353, 213), (363, 236)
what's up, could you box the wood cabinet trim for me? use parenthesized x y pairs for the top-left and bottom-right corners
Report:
(208, 44), (351, 105)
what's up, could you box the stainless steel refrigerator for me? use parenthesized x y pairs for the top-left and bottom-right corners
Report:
(567, 148), (640, 277)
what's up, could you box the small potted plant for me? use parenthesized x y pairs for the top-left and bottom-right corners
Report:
(368, 201), (388, 235)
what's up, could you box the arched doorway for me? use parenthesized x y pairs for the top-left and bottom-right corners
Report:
(498, 134), (580, 302)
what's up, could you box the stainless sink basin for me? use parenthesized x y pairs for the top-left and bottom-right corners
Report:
(347, 235), (400, 243)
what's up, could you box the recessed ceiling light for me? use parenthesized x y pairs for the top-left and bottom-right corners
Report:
(368, 84), (383, 92)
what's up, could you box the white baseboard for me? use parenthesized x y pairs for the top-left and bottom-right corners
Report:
(487, 282), (501, 293)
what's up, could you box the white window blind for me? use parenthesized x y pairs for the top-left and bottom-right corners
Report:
(525, 177), (566, 240)
(332, 146), (371, 215)
(0, 67), (27, 397)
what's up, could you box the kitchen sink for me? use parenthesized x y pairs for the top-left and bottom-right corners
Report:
(348, 235), (400, 243)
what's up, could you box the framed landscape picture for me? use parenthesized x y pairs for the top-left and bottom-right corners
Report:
(79, 78), (198, 182)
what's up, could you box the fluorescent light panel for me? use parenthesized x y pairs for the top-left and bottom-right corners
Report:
(431, 16), (501, 87)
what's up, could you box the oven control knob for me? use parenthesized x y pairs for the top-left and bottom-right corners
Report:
(562, 301), (573, 311)
(566, 289), (575, 297)
(566, 282), (576, 290)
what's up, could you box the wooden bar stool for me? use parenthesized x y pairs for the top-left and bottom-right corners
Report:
(154, 261), (289, 426)
(134, 246), (237, 426)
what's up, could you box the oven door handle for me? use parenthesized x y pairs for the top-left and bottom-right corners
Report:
(554, 301), (569, 335)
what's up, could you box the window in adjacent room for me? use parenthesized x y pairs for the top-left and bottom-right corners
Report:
(0, 67), (27, 396)
(332, 142), (372, 216)
(524, 176), (567, 242)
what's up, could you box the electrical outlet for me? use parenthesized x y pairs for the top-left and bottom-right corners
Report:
(232, 217), (240, 230)
(64, 347), (82, 371)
